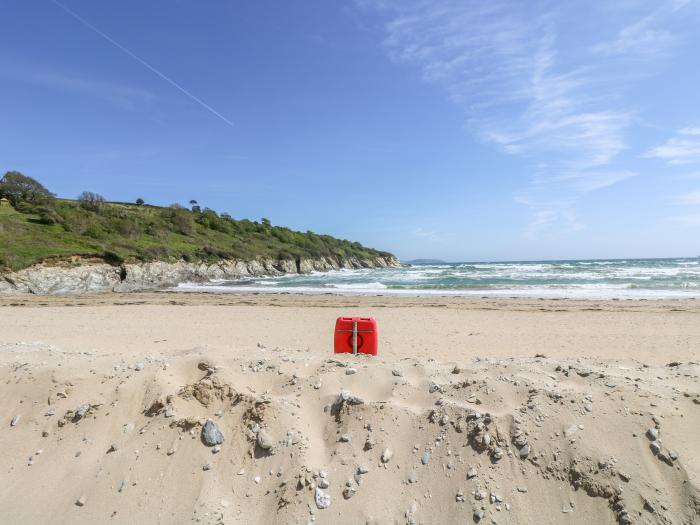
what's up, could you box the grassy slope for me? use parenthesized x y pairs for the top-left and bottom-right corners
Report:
(0, 200), (392, 272)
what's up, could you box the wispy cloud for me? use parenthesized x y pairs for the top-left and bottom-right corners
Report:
(358, 0), (689, 235)
(552, 170), (638, 192)
(591, 13), (675, 58)
(675, 190), (700, 205)
(0, 61), (154, 110)
(667, 213), (700, 227)
(645, 125), (700, 165)
(514, 195), (583, 238)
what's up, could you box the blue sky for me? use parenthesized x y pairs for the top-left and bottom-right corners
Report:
(2, 0), (700, 261)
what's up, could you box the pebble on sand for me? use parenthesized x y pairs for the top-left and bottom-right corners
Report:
(257, 429), (274, 450)
(381, 447), (394, 463)
(201, 420), (224, 447)
(315, 487), (331, 509)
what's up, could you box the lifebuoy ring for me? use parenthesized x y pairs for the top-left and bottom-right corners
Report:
(347, 333), (364, 350)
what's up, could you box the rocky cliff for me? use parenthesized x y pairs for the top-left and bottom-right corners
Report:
(0, 255), (401, 295)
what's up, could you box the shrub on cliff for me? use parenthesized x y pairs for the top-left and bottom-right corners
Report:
(78, 191), (106, 212)
(0, 171), (55, 206)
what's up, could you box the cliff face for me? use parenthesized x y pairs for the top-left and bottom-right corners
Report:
(0, 255), (401, 295)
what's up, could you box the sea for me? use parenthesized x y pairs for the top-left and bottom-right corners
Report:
(174, 258), (700, 300)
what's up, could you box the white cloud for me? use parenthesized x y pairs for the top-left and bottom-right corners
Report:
(645, 125), (700, 165)
(553, 171), (638, 192)
(368, 2), (632, 171)
(591, 13), (675, 58)
(667, 214), (700, 226)
(357, 0), (670, 236)
(359, 0), (693, 236)
(675, 190), (700, 205)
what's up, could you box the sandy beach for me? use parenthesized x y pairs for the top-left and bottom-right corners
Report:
(1, 293), (699, 524)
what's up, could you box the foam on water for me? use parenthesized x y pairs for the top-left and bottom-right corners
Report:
(173, 258), (700, 299)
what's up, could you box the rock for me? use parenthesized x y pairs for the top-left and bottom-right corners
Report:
(201, 420), (224, 446)
(381, 447), (394, 463)
(513, 434), (528, 448)
(10, 415), (20, 427)
(134, 363), (144, 371)
(646, 428), (659, 441)
(346, 368), (357, 375)
(650, 441), (661, 455)
(74, 404), (90, 421)
(467, 467), (477, 479)
(392, 369), (403, 377)
(107, 443), (118, 454)
(584, 403), (593, 412)
(491, 447), (503, 461)
(339, 391), (364, 406)
(317, 477), (329, 489)
(408, 471), (417, 483)
(473, 509), (484, 522)
(203, 463), (212, 471)
(167, 448), (176, 456)
(343, 486), (357, 499)
(314, 487), (331, 509)
(340, 433), (351, 443)
(257, 429), (274, 450)
(518, 444), (531, 459)
(517, 486), (528, 493)
(452, 365), (461, 374)
(669, 450), (679, 461)
(0, 256), (400, 294)
(353, 466), (369, 485)
(75, 496), (86, 507)
(164, 407), (175, 418)
(428, 382), (441, 393)
(212, 445), (221, 454)
(421, 451), (430, 465)
(657, 450), (673, 466)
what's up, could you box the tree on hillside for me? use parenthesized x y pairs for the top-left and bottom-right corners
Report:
(136, 198), (145, 205)
(78, 191), (106, 212)
(0, 171), (54, 205)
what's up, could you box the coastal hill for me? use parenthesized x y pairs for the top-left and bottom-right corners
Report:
(0, 172), (398, 293)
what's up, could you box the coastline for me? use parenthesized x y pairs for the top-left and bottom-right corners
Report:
(0, 255), (401, 295)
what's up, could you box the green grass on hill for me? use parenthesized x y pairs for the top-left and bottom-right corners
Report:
(0, 199), (392, 272)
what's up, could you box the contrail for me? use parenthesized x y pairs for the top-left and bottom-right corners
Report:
(51, 0), (234, 127)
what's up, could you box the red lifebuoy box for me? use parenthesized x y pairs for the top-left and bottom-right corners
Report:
(334, 317), (378, 356)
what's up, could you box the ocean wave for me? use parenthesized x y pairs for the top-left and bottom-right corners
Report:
(172, 258), (700, 299)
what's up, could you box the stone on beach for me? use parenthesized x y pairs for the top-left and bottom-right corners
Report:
(201, 420), (224, 446)
(257, 429), (274, 450)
